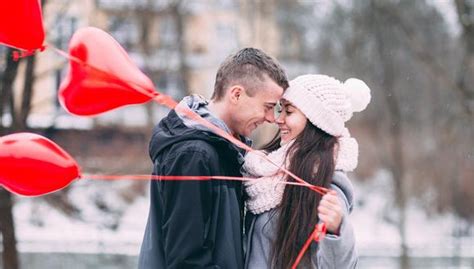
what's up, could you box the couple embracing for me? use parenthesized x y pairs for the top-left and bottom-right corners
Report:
(138, 48), (370, 269)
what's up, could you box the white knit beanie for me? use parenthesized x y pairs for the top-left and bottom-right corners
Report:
(282, 74), (371, 171)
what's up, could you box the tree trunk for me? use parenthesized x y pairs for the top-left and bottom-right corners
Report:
(171, 2), (190, 95)
(0, 190), (19, 269)
(371, 1), (409, 268)
(0, 48), (21, 269)
(0, 49), (20, 130)
(19, 55), (36, 130)
(454, 0), (474, 115)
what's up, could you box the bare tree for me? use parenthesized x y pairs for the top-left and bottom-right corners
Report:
(19, 56), (36, 130)
(454, 0), (474, 115)
(0, 48), (21, 269)
(0, 45), (39, 269)
(370, 2), (409, 267)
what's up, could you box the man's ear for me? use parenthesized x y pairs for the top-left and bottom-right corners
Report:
(228, 85), (244, 104)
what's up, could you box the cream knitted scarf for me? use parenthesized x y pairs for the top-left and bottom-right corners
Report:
(243, 142), (292, 214)
(243, 134), (358, 214)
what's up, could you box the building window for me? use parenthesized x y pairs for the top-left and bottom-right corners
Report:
(51, 15), (78, 50)
(51, 15), (78, 113)
(159, 15), (178, 48)
(96, 0), (145, 9)
(108, 16), (139, 50)
(214, 23), (238, 57)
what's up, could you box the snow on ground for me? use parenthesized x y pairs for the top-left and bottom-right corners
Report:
(12, 169), (474, 258)
(350, 170), (473, 257)
(13, 179), (148, 256)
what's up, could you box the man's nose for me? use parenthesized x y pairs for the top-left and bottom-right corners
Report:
(265, 110), (275, 123)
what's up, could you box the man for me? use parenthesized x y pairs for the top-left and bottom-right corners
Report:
(138, 47), (288, 269)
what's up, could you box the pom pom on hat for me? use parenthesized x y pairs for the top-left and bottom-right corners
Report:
(343, 78), (371, 113)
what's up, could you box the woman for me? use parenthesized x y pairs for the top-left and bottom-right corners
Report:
(243, 74), (370, 268)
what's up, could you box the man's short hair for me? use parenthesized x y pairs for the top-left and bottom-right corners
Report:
(211, 48), (289, 100)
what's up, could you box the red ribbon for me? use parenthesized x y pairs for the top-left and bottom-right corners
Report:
(82, 174), (328, 195)
(291, 223), (327, 269)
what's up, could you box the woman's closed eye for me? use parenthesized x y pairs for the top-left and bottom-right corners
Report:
(282, 104), (296, 115)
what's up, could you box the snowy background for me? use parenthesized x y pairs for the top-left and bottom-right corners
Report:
(10, 169), (474, 268)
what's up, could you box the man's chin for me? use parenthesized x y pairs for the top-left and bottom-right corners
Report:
(246, 126), (259, 137)
(240, 129), (252, 138)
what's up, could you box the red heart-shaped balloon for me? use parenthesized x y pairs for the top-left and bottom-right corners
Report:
(59, 27), (157, 116)
(0, 133), (80, 196)
(0, 0), (45, 50)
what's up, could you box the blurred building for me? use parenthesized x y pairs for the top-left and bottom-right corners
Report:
(13, 0), (281, 132)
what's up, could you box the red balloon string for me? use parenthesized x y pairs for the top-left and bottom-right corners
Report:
(81, 174), (327, 195)
(84, 174), (255, 181)
(83, 174), (327, 195)
(291, 223), (327, 269)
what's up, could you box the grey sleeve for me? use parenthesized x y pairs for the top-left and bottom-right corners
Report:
(311, 184), (359, 269)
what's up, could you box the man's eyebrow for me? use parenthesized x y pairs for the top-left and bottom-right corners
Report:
(264, 102), (277, 106)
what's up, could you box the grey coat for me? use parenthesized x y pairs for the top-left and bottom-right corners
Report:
(244, 171), (358, 269)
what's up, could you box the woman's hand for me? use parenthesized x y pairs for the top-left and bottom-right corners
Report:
(318, 190), (343, 234)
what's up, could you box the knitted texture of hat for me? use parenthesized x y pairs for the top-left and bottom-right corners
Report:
(282, 74), (371, 172)
(282, 74), (371, 136)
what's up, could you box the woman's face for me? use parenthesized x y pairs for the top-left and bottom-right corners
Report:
(276, 99), (307, 144)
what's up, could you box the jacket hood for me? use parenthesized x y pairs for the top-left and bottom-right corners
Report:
(149, 95), (251, 164)
(332, 171), (355, 213)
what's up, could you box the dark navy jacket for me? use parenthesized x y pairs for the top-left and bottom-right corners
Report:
(138, 109), (246, 269)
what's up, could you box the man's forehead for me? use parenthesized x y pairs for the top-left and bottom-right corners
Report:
(260, 91), (281, 105)
(259, 84), (284, 100)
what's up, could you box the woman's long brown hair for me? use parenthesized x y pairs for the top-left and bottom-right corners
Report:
(261, 121), (337, 269)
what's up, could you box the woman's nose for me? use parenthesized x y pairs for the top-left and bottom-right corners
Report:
(275, 113), (285, 124)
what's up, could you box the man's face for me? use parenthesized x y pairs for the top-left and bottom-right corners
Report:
(231, 77), (284, 137)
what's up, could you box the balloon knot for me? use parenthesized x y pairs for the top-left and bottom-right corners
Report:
(12, 46), (47, 61)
